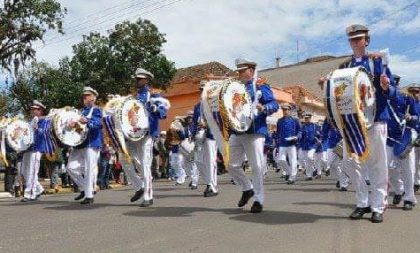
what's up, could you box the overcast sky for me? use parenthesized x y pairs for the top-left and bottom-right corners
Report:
(2, 0), (420, 85)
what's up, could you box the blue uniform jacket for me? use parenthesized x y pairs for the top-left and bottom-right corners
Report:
(387, 92), (420, 146)
(406, 96), (420, 133)
(276, 116), (300, 147)
(340, 55), (397, 123)
(77, 106), (103, 149)
(31, 118), (52, 153)
(319, 119), (342, 150)
(241, 81), (279, 136)
(299, 122), (320, 151)
(136, 86), (168, 138)
(192, 102), (214, 139)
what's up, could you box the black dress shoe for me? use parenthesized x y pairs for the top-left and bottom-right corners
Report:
(336, 181), (340, 188)
(325, 170), (330, 176)
(130, 189), (144, 202)
(371, 212), (383, 223)
(403, 201), (415, 211)
(190, 185), (198, 190)
(204, 185), (218, 197)
(74, 191), (85, 201)
(305, 177), (313, 181)
(414, 184), (420, 192)
(80, 198), (94, 205)
(349, 207), (372, 219)
(250, 201), (263, 213)
(285, 175), (290, 181)
(287, 180), (295, 185)
(312, 171), (317, 177)
(365, 180), (371, 186)
(393, 194), (402, 205)
(339, 187), (348, 192)
(238, 189), (254, 207)
(204, 190), (218, 197)
(188, 181), (192, 187)
(139, 199), (153, 207)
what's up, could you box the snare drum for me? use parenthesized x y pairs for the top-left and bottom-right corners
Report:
(393, 128), (418, 159)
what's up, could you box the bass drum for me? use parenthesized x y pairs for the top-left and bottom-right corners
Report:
(324, 66), (374, 161)
(5, 118), (34, 152)
(53, 107), (88, 147)
(220, 79), (253, 133)
(105, 96), (149, 142)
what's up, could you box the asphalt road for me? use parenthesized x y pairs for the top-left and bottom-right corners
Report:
(1, 172), (420, 253)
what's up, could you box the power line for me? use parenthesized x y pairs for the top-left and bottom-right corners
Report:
(42, 0), (138, 41)
(41, 0), (160, 45)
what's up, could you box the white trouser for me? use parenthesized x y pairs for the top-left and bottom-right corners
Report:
(327, 149), (348, 188)
(196, 138), (218, 192)
(415, 147), (420, 185)
(184, 152), (199, 186)
(343, 123), (388, 213)
(315, 151), (328, 175)
(297, 148), (303, 170)
(170, 152), (186, 184)
(120, 135), (154, 200)
(302, 149), (315, 178)
(228, 134), (265, 204)
(276, 146), (297, 180)
(67, 147), (100, 198)
(21, 151), (44, 199)
(387, 146), (417, 203)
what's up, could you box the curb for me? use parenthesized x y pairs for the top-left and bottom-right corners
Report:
(0, 192), (13, 199)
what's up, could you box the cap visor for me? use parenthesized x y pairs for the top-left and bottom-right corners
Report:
(348, 33), (366, 39)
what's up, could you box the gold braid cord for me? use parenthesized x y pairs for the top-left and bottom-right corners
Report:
(218, 83), (231, 168)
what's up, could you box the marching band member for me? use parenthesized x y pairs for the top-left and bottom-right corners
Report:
(275, 103), (300, 184)
(321, 24), (397, 223)
(183, 111), (199, 189)
(324, 121), (348, 191)
(192, 83), (218, 197)
(121, 68), (168, 207)
(314, 119), (328, 179)
(67, 87), (103, 204)
(299, 113), (319, 181)
(227, 58), (279, 213)
(168, 116), (188, 185)
(405, 84), (420, 193)
(21, 100), (49, 202)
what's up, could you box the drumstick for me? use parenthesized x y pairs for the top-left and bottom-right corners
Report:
(401, 104), (410, 138)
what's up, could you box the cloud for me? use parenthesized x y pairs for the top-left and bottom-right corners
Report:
(4, 0), (419, 74)
(391, 54), (420, 85)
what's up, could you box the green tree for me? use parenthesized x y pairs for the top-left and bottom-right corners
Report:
(0, 0), (66, 72)
(8, 60), (83, 116)
(70, 18), (176, 100)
